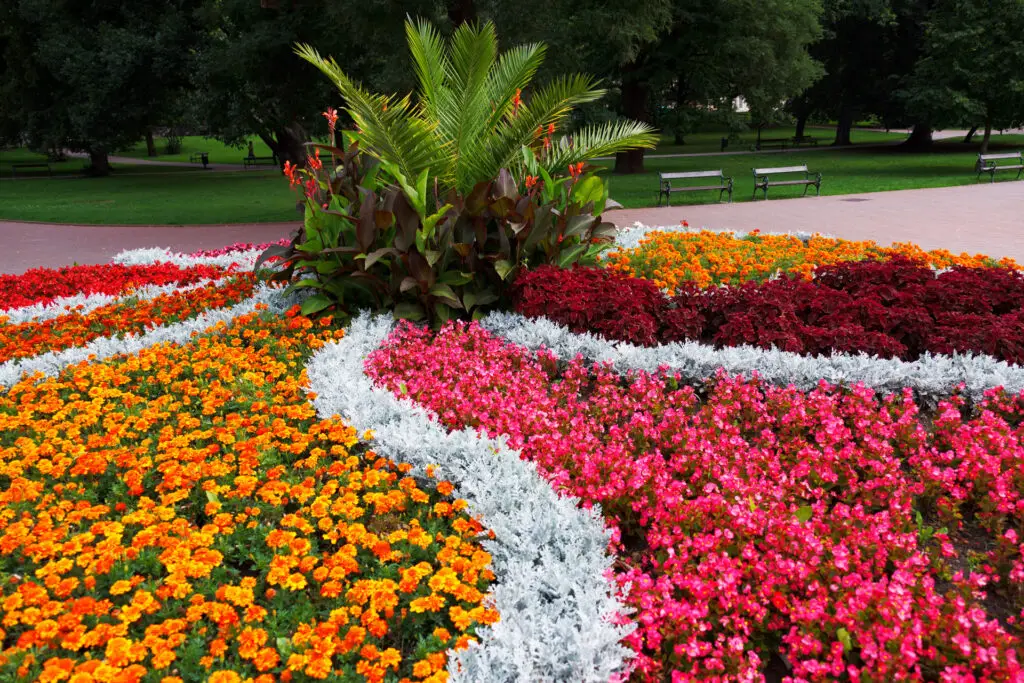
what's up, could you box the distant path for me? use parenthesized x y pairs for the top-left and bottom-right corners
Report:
(3, 182), (1022, 275)
(608, 182), (1024, 262)
(63, 151), (266, 172)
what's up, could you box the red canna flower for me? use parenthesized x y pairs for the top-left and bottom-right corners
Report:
(547, 123), (555, 135)
(322, 108), (339, 135)
(283, 161), (300, 187)
(306, 149), (323, 172)
(525, 175), (538, 189)
(568, 162), (585, 179)
(512, 88), (522, 116)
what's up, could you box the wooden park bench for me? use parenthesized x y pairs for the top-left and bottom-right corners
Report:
(11, 162), (52, 178)
(657, 170), (734, 205)
(243, 154), (277, 169)
(752, 164), (822, 200)
(791, 135), (818, 147)
(189, 151), (210, 168)
(755, 137), (789, 151)
(975, 152), (1023, 182)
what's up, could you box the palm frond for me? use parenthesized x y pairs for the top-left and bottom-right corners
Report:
(405, 19), (450, 126)
(541, 120), (658, 171)
(295, 44), (444, 182)
(483, 42), (546, 131)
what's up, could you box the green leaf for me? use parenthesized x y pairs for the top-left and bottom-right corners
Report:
(795, 505), (813, 524)
(425, 249), (443, 267)
(495, 259), (516, 280)
(300, 294), (334, 316)
(557, 244), (588, 268)
(205, 491), (220, 504)
(429, 283), (464, 309)
(836, 628), (852, 651)
(439, 270), (474, 286)
(564, 214), (597, 239)
(394, 302), (426, 321)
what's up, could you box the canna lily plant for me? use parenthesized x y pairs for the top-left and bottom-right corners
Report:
(295, 19), (657, 195)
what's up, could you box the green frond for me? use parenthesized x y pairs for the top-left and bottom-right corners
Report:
(483, 42), (546, 130)
(541, 120), (658, 171)
(405, 20), (450, 124)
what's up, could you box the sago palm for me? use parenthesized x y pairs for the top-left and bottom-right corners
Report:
(295, 19), (657, 194)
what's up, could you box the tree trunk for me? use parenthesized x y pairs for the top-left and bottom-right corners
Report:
(145, 129), (157, 157)
(903, 123), (933, 150)
(980, 119), (992, 155)
(833, 108), (853, 146)
(614, 76), (650, 174)
(795, 113), (809, 139)
(262, 120), (308, 169)
(674, 132), (685, 145)
(87, 148), (111, 176)
(963, 125), (978, 144)
(447, 0), (476, 26)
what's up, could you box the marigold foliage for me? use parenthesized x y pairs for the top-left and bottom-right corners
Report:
(605, 229), (1021, 292)
(0, 309), (496, 682)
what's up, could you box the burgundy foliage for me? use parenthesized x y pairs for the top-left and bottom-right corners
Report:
(511, 259), (1024, 364)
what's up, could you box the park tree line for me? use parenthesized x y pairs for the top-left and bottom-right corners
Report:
(1, 0), (1022, 175)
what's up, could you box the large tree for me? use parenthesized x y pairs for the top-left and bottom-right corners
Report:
(192, 0), (443, 167)
(902, 0), (1024, 153)
(0, 0), (200, 174)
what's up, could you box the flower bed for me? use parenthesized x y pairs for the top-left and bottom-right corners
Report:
(366, 320), (1024, 681)
(606, 227), (1020, 292)
(189, 240), (290, 258)
(0, 307), (498, 682)
(0, 262), (228, 311)
(513, 260), (1024, 364)
(0, 275), (257, 363)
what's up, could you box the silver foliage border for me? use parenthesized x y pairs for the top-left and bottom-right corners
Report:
(305, 313), (635, 682)
(481, 312), (1024, 404)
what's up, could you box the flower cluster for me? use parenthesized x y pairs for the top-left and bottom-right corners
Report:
(605, 229), (1021, 292)
(0, 275), (257, 363)
(189, 241), (290, 258)
(0, 263), (228, 311)
(0, 308), (497, 682)
(366, 321), (1024, 681)
(513, 259), (1024, 363)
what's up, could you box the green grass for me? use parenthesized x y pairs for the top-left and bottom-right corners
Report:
(2, 129), (1022, 224)
(118, 135), (277, 164)
(598, 142), (1024, 208)
(650, 125), (909, 155)
(0, 148), (225, 177)
(0, 171), (296, 224)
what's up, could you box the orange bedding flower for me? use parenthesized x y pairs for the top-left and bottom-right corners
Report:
(0, 275), (257, 363)
(0, 307), (496, 681)
(607, 229), (1020, 293)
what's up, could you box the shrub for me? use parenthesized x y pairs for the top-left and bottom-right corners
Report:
(260, 140), (617, 326)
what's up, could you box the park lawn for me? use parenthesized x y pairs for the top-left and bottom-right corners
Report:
(118, 135), (277, 164)
(0, 171), (296, 224)
(597, 145), (1023, 208)
(650, 125), (908, 155)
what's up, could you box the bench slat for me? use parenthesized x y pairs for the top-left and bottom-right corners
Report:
(660, 170), (723, 180)
(979, 153), (1023, 161)
(754, 165), (808, 174)
(764, 179), (817, 186)
(665, 184), (728, 192)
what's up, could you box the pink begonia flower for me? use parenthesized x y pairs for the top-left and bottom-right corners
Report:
(367, 321), (1024, 681)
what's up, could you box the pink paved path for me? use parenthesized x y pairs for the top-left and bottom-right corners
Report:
(1, 182), (1022, 274)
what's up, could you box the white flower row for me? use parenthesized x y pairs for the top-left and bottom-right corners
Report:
(1, 278), (228, 326)
(0, 285), (295, 388)
(481, 311), (1024, 405)
(111, 246), (268, 270)
(305, 313), (634, 683)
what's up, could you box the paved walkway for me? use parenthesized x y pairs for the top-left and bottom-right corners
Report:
(0, 221), (297, 274)
(2, 182), (1022, 275)
(609, 182), (1024, 262)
